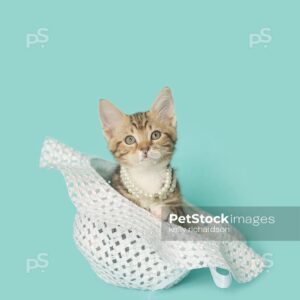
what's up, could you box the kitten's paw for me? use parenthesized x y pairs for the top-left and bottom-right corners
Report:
(150, 205), (162, 219)
(150, 205), (170, 221)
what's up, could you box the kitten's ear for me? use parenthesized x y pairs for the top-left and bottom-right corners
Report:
(99, 100), (125, 140)
(151, 87), (176, 127)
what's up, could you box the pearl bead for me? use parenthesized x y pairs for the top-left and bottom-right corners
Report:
(120, 166), (176, 200)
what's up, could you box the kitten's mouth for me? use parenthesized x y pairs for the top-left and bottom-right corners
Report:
(139, 150), (161, 163)
(140, 155), (150, 162)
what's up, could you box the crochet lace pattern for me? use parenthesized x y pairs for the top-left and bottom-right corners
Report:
(40, 138), (265, 290)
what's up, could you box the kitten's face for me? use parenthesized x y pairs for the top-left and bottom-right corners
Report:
(99, 87), (177, 168)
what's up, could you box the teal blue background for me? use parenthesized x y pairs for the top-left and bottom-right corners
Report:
(1, 0), (300, 299)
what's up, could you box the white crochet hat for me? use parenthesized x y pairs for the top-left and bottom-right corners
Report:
(40, 138), (265, 290)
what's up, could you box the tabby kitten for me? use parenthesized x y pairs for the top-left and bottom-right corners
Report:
(98, 87), (183, 221)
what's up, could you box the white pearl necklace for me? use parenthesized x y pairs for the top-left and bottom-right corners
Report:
(120, 166), (176, 200)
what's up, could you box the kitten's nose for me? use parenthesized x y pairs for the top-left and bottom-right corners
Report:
(139, 145), (150, 156)
(140, 147), (149, 154)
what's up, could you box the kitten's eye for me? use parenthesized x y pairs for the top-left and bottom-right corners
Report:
(124, 135), (136, 145)
(151, 130), (161, 140)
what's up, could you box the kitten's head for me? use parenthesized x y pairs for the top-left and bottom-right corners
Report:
(99, 87), (177, 168)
